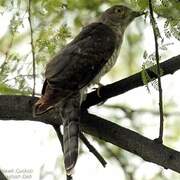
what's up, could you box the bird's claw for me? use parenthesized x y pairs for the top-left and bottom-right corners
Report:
(92, 83), (107, 105)
(92, 83), (104, 98)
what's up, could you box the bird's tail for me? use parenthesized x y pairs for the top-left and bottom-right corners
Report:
(61, 92), (81, 175)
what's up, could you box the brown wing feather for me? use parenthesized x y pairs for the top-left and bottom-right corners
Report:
(45, 22), (117, 90)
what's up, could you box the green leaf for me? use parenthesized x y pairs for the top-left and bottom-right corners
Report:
(137, 0), (148, 10)
(0, 84), (30, 95)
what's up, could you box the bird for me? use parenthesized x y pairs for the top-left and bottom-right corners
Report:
(34, 5), (144, 175)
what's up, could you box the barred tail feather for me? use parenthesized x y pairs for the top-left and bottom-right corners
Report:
(61, 92), (80, 175)
(63, 120), (79, 174)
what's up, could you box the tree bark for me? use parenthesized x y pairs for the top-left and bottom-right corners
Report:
(0, 170), (8, 180)
(0, 95), (180, 173)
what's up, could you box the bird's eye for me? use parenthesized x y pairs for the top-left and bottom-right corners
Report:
(114, 8), (126, 17)
(115, 8), (121, 13)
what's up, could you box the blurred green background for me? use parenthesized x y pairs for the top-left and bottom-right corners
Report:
(0, 0), (180, 179)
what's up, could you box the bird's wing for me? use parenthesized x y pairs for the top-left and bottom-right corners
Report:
(45, 22), (117, 90)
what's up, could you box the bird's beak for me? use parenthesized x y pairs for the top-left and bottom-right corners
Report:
(133, 11), (145, 17)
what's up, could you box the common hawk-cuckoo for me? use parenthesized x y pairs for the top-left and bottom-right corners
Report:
(34, 5), (143, 175)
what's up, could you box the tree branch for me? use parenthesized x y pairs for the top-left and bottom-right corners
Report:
(81, 113), (180, 173)
(0, 170), (8, 180)
(0, 95), (180, 173)
(1, 55), (180, 173)
(82, 54), (180, 109)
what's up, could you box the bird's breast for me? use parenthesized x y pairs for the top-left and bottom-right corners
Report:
(90, 47), (120, 85)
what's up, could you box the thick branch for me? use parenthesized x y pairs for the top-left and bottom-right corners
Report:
(0, 95), (180, 173)
(81, 113), (180, 173)
(0, 170), (8, 180)
(82, 55), (180, 109)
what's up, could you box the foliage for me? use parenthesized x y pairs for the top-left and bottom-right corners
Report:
(0, 0), (179, 95)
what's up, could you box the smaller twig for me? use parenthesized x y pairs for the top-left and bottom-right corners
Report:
(0, 19), (15, 73)
(79, 132), (107, 167)
(28, 0), (36, 96)
(3, 74), (34, 83)
(148, 0), (164, 143)
(0, 170), (8, 180)
(53, 125), (64, 152)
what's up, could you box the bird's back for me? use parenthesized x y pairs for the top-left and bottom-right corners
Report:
(45, 22), (117, 90)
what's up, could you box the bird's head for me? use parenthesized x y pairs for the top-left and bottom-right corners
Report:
(99, 5), (144, 33)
